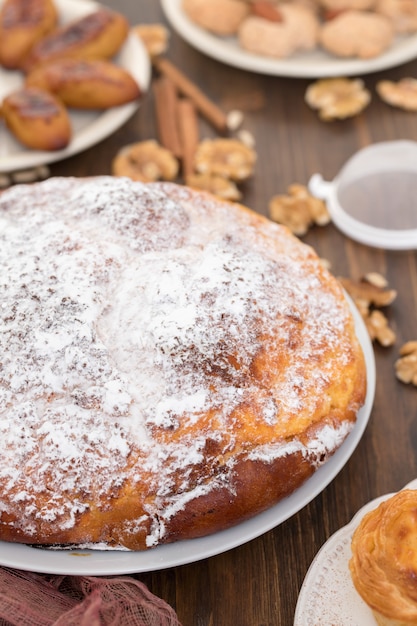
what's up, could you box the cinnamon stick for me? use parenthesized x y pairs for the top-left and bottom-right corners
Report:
(153, 57), (228, 134)
(153, 76), (182, 158)
(177, 98), (199, 180)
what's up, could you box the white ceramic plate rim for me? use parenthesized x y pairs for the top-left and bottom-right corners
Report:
(0, 0), (151, 173)
(294, 478), (417, 625)
(0, 297), (375, 575)
(161, 0), (417, 78)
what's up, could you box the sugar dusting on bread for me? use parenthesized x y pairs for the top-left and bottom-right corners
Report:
(0, 177), (365, 549)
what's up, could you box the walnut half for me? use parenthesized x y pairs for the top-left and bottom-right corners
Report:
(269, 183), (330, 236)
(395, 341), (417, 386)
(305, 77), (371, 121)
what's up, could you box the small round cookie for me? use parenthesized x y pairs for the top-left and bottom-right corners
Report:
(319, 10), (394, 59)
(239, 4), (319, 59)
(182, 0), (249, 36)
(376, 0), (417, 34)
(319, 0), (376, 9)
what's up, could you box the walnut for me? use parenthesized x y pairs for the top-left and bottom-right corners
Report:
(365, 309), (396, 346)
(112, 140), (179, 182)
(305, 77), (371, 121)
(194, 138), (256, 181)
(268, 183), (330, 236)
(339, 275), (397, 346)
(363, 271), (388, 289)
(395, 341), (417, 386)
(338, 276), (397, 308)
(376, 78), (417, 111)
(185, 172), (241, 201)
(133, 24), (170, 57)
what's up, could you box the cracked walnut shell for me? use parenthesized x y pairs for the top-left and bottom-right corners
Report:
(112, 140), (179, 183)
(377, 78), (417, 111)
(395, 341), (417, 385)
(269, 184), (330, 236)
(305, 77), (371, 121)
(194, 138), (256, 181)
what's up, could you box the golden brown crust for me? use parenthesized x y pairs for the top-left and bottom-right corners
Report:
(0, 178), (367, 551)
(23, 7), (129, 71)
(350, 489), (417, 624)
(25, 58), (141, 109)
(0, 0), (57, 69)
(2, 86), (71, 150)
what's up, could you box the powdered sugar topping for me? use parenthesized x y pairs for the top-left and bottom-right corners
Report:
(0, 177), (361, 546)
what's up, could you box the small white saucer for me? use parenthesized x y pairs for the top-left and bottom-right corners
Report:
(294, 478), (417, 625)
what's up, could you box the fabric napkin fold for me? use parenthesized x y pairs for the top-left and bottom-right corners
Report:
(0, 567), (181, 626)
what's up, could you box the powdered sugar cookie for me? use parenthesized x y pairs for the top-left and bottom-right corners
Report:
(319, 0), (376, 10)
(182, 0), (249, 36)
(239, 4), (320, 59)
(319, 10), (394, 59)
(376, 0), (417, 34)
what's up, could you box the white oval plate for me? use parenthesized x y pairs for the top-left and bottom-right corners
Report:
(294, 477), (417, 626)
(0, 297), (375, 575)
(0, 0), (151, 174)
(161, 0), (417, 78)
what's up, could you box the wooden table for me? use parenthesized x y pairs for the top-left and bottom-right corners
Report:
(49, 2), (417, 624)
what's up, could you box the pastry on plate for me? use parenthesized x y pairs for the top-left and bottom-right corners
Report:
(25, 58), (141, 109)
(350, 488), (417, 625)
(2, 86), (71, 150)
(0, 177), (366, 550)
(23, 7), (129, 71)
(0, 0), (58, 69)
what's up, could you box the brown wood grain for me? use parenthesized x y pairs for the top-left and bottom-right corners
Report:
(49, 2), (417, 624)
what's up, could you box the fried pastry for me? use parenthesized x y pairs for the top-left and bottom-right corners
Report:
(23, 7), (129, 71)
(25, 58), (141, 109)
(0, 0), (57, 69)
(350, 489), (417, 625)
(0, 177), (366, 550)
(2, 86), (71, 150)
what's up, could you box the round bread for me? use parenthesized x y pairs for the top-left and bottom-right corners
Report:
(0, 177), (366, 550)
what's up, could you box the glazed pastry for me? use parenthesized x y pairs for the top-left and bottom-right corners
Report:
(0, 0), (57, 69)
(25, 58), (141, 109)
(23, 7), (129, 71)
(350, 489), (417, 625)
(2, 87), (71, 150)
(0, 177), (366, 550)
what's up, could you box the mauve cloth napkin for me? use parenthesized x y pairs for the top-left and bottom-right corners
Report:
(0, 568), (181, 625)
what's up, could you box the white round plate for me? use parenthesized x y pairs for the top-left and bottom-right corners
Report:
(0, 0), (151, 174)
(161, 0), (417, 78)
(294, 478), (417, 626)
(0, 298), (375, 575)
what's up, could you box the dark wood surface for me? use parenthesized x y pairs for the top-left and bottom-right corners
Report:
(49, 2), (417, 625)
